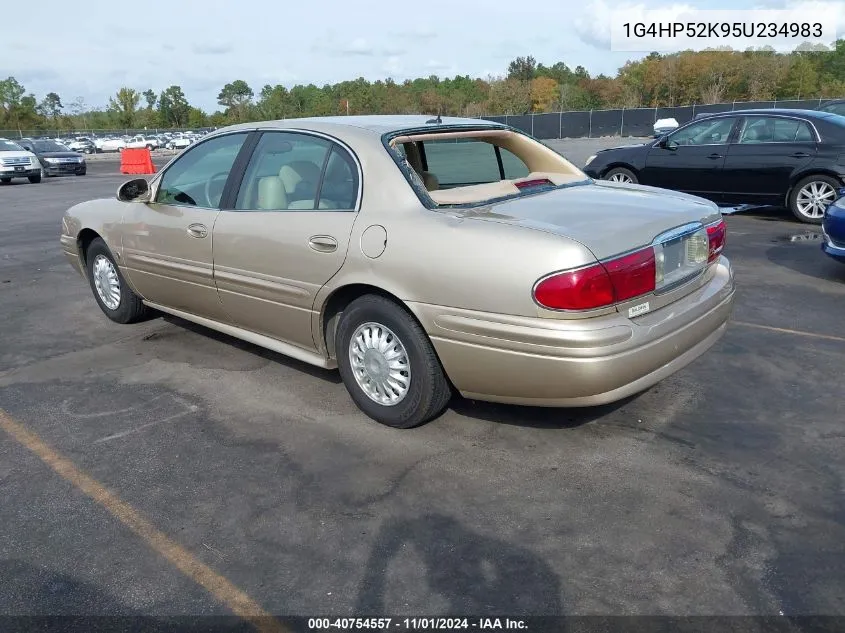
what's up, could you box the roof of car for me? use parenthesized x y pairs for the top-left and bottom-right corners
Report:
(220, 114), (504, 136)
(703, 108), (834, 118)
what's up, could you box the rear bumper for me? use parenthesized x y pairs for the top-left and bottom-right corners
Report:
(411, 257), (735, 407)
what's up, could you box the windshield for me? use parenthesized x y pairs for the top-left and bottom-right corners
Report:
(33, 140), (70, 152)
(0, 140), (24, 151)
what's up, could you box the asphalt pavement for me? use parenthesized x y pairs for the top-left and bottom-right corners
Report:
(1, 142), (844, 625)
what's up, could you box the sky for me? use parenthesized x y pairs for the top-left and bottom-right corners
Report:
(4, 0), (844, 113)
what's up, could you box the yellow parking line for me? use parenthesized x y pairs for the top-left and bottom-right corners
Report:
(0, 409), (288, 633)
(732, 320), (845, 344)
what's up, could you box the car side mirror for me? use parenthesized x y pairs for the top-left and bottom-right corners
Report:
(662, 139), (679, 150)
(117, 178), (151, 202)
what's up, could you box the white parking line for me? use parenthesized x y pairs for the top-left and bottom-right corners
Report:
(733, 320), (845, 344)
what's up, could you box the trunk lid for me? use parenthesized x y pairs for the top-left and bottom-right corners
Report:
(459, 180), (721, 261)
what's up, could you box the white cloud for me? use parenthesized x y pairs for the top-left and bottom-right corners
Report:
(382, 57), (403, 75)
(574, 0), (698, 49)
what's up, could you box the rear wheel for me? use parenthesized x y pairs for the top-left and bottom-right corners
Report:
(85, 237), (153, 324)
(789, 175), (840, 224)
(603, 167), (638, 184)
(336, 295), (452, 428)
(28, 174), (41, 184)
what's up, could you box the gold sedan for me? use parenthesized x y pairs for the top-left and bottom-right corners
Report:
(60, 116), (735, 428)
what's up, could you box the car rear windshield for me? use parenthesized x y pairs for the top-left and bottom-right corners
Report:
(388, 128), (588, 207)
(0, 140), (24, 151)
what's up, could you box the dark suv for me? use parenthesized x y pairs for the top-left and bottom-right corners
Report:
(18, 138), (87, 177)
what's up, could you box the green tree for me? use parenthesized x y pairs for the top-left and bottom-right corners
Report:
(38, 92), (63, 121)
(0, 76), (26, 128)
(507, 56), (537, 81)
(108, 87), (140, 127)
(217, 80), (254, 121)
(780, 54), (819, 99)
(158, 85), (190, 127)
(143, 89), (157, 110)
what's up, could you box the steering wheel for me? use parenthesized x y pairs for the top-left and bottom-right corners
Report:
(205, 172), (230, 207)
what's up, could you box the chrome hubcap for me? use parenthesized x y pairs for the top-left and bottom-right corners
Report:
(608, 172), (633, 183)
(796, 181), (836, 219)
(92, 254), (120, 310)
(349, 322), (411, 406)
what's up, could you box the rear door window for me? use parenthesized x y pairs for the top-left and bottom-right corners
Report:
(738, 117), (814, 143)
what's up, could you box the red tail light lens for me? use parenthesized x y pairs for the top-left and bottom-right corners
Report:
(706, 219), (726, 263)
(533, 263), (615, 310)
(604, 248), (657, 302)
(533, 247), (656, 311)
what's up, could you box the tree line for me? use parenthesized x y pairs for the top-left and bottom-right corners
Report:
(1, 42), (843, 133)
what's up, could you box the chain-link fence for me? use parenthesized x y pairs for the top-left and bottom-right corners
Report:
(480, 98), (840, 139)
(2, 97), (841, 141)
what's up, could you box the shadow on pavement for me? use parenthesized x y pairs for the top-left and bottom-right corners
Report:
(355, 513), (563, 616)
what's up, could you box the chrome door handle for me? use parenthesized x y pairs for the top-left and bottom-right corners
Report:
(187, 223), (208, 238)
(791, 152), (810, 158)
(707, 153), (722, 159)
(309, 235), (338, 252)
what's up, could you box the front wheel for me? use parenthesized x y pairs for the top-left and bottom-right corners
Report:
(336, 295), (452, 428)
(85, 238), (154, 324)
(28, 174), (41, 184)
(603, 167), (638, 184)
(788, 175), (840, 224)
(0, 177), (10, 184)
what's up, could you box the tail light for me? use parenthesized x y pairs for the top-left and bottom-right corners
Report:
(706, 219), (726, 263)
(533, 247), (656, 311)
(534, 220), (723, 312)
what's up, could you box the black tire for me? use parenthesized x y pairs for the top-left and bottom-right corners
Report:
(0, 177), (10, 184)
(336, 295), (452, 428)
(28, 174), (41, 184)
(76, 170), (86, 176)
(603, 167), (638, 184)
(85, 237), (153, 324)
(788, 174), (840, 224)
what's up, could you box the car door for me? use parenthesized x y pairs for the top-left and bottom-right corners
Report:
(119, 131), (251, 321)
(212, 130), (360, 351)
(641, 116), (739, 200)
(720, 115), (818, 205)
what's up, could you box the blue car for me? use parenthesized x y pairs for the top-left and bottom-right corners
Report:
(822, 189), (845, 263)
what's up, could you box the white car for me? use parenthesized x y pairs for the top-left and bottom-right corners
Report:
(66, 137), (96, 154)
(125, 135), (160, 150)
(96, 137), (127, 152)
(166, 136), (193, 149)
(0, 139), (41, 184)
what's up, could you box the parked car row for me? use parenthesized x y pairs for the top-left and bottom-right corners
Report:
(587, 108), (845, 224)
(0, 138), (85, 183)
(15, 131), (211, 155)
